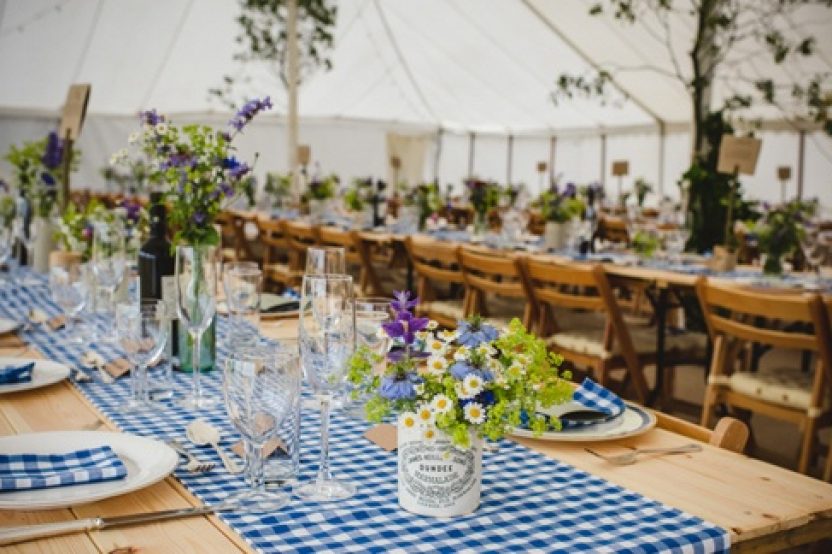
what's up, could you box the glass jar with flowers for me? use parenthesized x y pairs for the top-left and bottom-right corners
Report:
(755, 200), (813, 275)
(347, 292), (573, 516)
(538, 183), (585, 250)
(465, 179), (500, 236)
(304, 173), (338, 223)
(124, 100), (271, 406)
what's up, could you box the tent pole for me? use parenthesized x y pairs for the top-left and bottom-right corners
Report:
(468, 132), (476, 178)
(549, 135), (557, 187)
(506, 135), (514, 185)
(600, 133), (607, 191)
(434, 127), (443, 184)
(287, 0), (300, 200)
(797, 130), (806, 200)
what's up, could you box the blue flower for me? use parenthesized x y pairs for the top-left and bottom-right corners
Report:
(450, 361), (474, 380)
(40, 172), (55, 186)
(456, 319), (499, 347)
(41, 131), (63, 170)
(379, 373), (420, 401)
(139, 109), (164, 126)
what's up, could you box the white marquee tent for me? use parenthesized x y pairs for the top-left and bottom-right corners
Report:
(1, 0), (830, 204)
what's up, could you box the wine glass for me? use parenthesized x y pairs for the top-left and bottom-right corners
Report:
(800, 226), (826, 286)
(116, 299), (168, 411)
(223, 345), (300, 511)
(223, 261), (262, 347)
(0, 197), (13, 285)
(92, 220), (126, 342)
(296, 274), (356, 501)
(49, 261), (89, 344)
(305, 246), (346, 275)
(175, 244), (219, 409)
(344, 297), (392, 417)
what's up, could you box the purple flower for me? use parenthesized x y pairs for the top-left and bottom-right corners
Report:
(192, 211), (206, 225)
(228, 96), (273, 132)
(82, 225), (93, 240)
(391, 290), (418, 313)
(229, 161), (250, 180)
(563, 182), (577, 198)
(456, 319), (499, 347)
(139, 109), (164, 126)
(41, 131), (64, 170)
(40, 172), (55, 186)
(379, 372), (421, 401)
(219, 182), (235, 197)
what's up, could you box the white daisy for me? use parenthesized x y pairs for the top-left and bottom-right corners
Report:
(414, 383), (425, 395)
(155, 122), (168, 134)
(400, 411), (418, 429)
(438, 329), (458, 342)
(422, 426), (438, 442)
(426, 338), (447, 356)
(463, 374), (484, 396)
(127, 132), (139, 144)
(431, 394), (453, 414)
(415, 330), (431, 342)
(416, 404), (434, 425)
(453, 346), (470, 361)
(464, 402), (486, 424)
(476, 344), (496, 357)
(426, 356), (448, 376)
(426, 320), (438, 330)
(455, 381), (475, 400)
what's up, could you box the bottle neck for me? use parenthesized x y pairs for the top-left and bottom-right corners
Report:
(148, 206), (168, 240)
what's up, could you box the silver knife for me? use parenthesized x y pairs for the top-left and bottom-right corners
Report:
(0, 503), (226, 546)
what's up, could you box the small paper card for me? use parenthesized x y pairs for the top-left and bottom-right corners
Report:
(364, 423), (397, 452)
(46, 315), (66, 331)
(231, 438), (285, 459)
(717, 135), (762, 176)
(611, 160), (629, 176)
(103, 358), (131, 379)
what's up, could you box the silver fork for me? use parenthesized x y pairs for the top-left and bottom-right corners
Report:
(585, 443), (702, 466)
(166, 440), (216, 473)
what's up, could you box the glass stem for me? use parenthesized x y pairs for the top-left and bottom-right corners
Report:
(316, 396), (332, 484)
(192, 330), (202, 402)
(245, 439), (265, 493)
(139, 363), (149, 402)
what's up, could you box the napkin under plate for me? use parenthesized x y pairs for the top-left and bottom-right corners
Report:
(0, 362), (35, 385)
(0, 445), (128, 492)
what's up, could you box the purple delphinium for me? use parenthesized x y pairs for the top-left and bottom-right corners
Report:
(139, 109), (164, 126)
(41, 131), (64, 170)
(563, 182), (577, 198)
(192, 211), (206, 225)
(379, 372), (422, 401)
(228, 97), (273, 132)
(391, 290), (418, 313)
(456, 318), (499, 347)
(40, 172), (55, 186)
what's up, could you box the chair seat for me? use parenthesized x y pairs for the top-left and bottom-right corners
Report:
(221, 247), (237, 261)
(727, 368), (827, 411)
(420, 299), (465, 324)
(547, 325), (707, 360)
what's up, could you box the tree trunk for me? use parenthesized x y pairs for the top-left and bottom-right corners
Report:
(691, 0), (719, 162)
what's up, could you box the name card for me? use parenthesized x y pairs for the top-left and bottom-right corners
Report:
(777, 166), (791, 180)
(297, 144), (311, 165)
(717, 135), (761, 176)
(536, 161), (547, 173)
(611, 160), (629, 177)
(390, 156), (402, 170)
(364, 423), (397, 452)
(59, 84), (91, 140)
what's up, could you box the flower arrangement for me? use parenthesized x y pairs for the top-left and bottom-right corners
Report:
(634, 177), (653, 208)
(264, 171), (293, 206)
(120, 98), (272, 245)
(4, 131), (79, 217)
(465, 179), (501, 218)
(344, 178), (373, 211)
(755, 200), (814, 274)
(54, 199), (106, 261)
(538, 183), (585, 223)
(347, 291), (573, 449)
(306, 174), (338, 201)
(632, 229), (660, 258)
(100, 158), (149, 194)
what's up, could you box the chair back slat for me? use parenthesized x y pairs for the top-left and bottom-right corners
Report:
(523, 257), (605, 312)
(458, 248), (525, 298)
(406, 237), (464, 285)
(317, 226), (361, 265)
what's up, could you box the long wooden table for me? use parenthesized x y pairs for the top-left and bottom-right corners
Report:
(2, 317), (832, 552)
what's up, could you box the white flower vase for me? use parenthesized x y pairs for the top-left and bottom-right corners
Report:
(33, 217), (54, 272)
(543, 221), (567, 250)
(397, 420), (482, 517)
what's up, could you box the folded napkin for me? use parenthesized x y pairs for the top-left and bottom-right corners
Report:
(565, 378), (626, 428)
(0, 445), (128, 492)
(0, 362), (35, 385)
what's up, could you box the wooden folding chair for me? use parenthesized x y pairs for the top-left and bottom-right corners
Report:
(317, 225), (382, 295)
(457, 247), (535, 330)
(256, 217), (300, 291)
(405, 236), (466, 328)
(522, 256), (707, 405)
(697, 278), (832, 475)
(215, 211), (239, 263)
(282, 220), (319, 277)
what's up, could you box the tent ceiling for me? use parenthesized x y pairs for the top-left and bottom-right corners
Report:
(0, 0), (829, 134)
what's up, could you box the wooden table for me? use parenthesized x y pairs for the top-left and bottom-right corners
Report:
(2, 317), (832, 552)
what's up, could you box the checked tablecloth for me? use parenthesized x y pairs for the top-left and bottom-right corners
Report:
(1, 272), (730, 553)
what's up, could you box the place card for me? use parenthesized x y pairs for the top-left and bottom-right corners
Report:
(103, 358), (131, 379)
(46, 315), (66, 331)
(611, 160), (629, 176)
(364, 423), (397, 452)
(231, 438), (285, 459)
(717, 135), (761, 175)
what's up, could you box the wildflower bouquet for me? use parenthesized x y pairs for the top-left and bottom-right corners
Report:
(347, 292), (573, 449)
(119, 97), (272, 245)
(306, 173), (338, 201)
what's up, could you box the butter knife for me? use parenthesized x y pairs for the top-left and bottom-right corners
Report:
(0, 503), (226, 546)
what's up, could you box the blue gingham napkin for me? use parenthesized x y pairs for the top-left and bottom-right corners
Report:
(570, 378), (626, 421)
(0, 445), (128, 492)
(0, 361), (34, 384)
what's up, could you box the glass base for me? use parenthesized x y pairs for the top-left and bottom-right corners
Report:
(221, 490), (291, 513)
(294, 478), (356, 501)
(175, 394), (221, 410)
(117, 399), (156, 412)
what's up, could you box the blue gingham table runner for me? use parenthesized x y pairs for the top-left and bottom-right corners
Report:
(1, 271), (730, 553)
(0, 445), (127, 492)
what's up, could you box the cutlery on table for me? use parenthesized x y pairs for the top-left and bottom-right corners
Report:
(186, 419), (243, 474)
(585, 443), (702, 466)
(166, 440), (215, 474)
(0, 500), (237, 546)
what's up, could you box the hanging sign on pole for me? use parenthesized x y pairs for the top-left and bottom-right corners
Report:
(717, 135), (761, 176)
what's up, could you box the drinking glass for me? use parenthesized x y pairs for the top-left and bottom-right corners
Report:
(223, 345), (301, 511)
(223, 261), (262, 347)
(92, 220), (126, 342)
(49, 262), (89, 344)
(116, 299), (168, 411)
(175, 244), (219, 409)
(296, 274), (356, 501)
(0, 199), (13, 285)
(344, 297), (392, 417)
(305, 246), (346, 275)
(801, 226), (826, 285)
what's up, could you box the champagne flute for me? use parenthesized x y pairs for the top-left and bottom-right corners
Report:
(296, 274), (356, 501)
(116, 299), (168, 411)
(305, 246), (346, 275)
(223, 345), (300, 511)
(800, 226), (826, 286)
(175, 244), (219, 409)
(92, 220), (126, 342)
(223, 261), (262, 347)
(49, 262), (89, 344)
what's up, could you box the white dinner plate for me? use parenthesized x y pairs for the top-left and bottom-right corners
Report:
(0, 431), (178, 510)
(510, 402), (656, 443)
(0, 317), (20, 335)
(0, 357), (71, 394)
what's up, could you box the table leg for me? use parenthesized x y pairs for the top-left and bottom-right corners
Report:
(647, 286), (669, 407)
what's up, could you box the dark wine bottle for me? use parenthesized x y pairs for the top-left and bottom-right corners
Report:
(138, 192), (178, 355)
